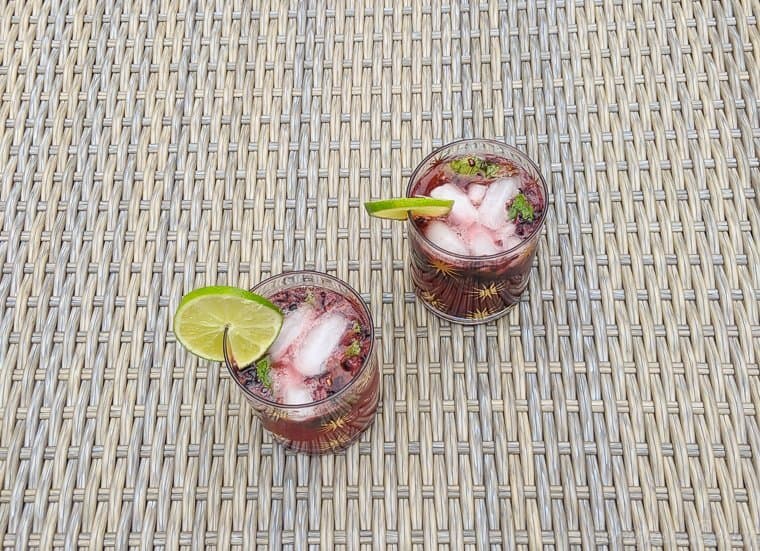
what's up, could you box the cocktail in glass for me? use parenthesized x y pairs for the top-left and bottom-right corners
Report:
(224, 271), (379, 454)
(406, 139), (548, 323)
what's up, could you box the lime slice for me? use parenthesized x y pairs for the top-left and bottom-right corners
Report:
(173, 286), (283, 365)
(364, 197), (454, 220)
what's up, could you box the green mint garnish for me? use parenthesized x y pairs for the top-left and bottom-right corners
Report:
(345, 340), (361, 357)
(256, 356), (272, 389)
(484, 163), (499, 178)
(352, 321), (362, 334)
(450, 156), (500, 178)
(508, 193), (535, 222)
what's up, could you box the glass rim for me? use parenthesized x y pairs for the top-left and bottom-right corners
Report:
(223, 270), (376, 410)
(405, 138), (549, 261)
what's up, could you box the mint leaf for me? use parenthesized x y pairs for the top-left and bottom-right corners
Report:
(450, 156), (500, 178)
(256, 356), (272, 389)
(508, 193), (535, 222)
(345, 339), (362, 357)
(449, 157), (478, 175)
(352, 321), (362, 334)
(483, 162), (500, 178)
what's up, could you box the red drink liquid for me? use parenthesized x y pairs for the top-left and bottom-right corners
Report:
(407, 140), (547, 323)
(225, 272), (379, 454)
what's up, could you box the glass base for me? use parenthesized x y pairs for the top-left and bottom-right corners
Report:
(274, 416), (376, 455)
(416, 293), (517, 325)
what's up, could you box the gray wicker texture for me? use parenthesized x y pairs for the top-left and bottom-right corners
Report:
(1, 0), (759, 549)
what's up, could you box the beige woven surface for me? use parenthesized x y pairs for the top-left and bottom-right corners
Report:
(1, 1), (759, 549)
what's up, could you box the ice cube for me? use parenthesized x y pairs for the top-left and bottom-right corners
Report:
(268, 305), (315, 361)
(467, 226), (501, 256)
(281, 384), (314, 405)
(495, 221), (517, 249)
(293, 312), (349, 377)
(424, 220), (469, 256)
(478, 177), (521, 230)
(467, 184), (488, 205)
(500, 234), (523, 252)
(430, 183), (479, 225)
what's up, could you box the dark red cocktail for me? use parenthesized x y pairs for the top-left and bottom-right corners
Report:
(407, 139), (548, 323)
(224, 271), (379, 454)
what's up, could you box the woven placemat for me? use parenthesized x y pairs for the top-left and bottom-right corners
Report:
(1, 1), (758, 549)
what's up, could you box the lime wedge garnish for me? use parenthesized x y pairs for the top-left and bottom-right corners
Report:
(364, 197), (454, 220)
(173, 286), (283, 365)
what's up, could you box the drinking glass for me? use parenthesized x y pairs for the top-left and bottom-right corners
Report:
(406, 139), (548, 324)
(224, 271), (379, 454)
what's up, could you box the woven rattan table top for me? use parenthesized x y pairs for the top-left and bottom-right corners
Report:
(1, 1), (758, 549)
